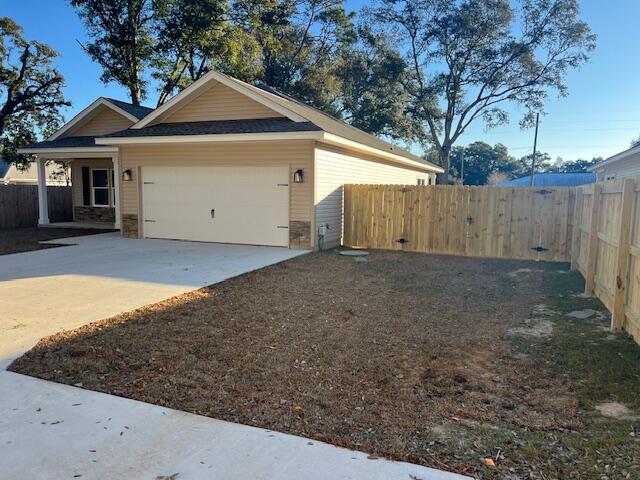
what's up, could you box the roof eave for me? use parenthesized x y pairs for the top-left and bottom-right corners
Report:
(319, 133), (443, 173)
(17, 146), (119, 158)
(590, 144), (640, 171)
(95, 131), (324, 145)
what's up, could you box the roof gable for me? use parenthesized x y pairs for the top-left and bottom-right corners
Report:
(48, 98), (152, 141)
(162, 82), (284, 123)
(133, 72), (307, 128)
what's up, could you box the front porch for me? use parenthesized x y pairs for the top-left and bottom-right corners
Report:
(29, 151), (122, 232)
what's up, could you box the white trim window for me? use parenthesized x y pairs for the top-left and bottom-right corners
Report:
(91, 168), (114, 207)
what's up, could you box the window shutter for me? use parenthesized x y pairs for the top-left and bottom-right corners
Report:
(82, 167), (91, 206)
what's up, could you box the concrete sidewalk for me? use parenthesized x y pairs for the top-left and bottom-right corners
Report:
(0, 371), (470, 480)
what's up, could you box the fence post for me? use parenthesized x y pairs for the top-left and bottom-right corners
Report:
(343, 184), (353, 247)
(584, 184), (602, 296)
(570, 187), (583, 271)
(611, 178), (634, 330)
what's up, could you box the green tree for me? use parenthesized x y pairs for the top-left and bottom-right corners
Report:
(369, 0), (596, 183)
(336, 26), (422, 141)
(151, 0), (235, 106)
(0, 17), (69, 168)
(542, 157), (601, 173)
(71, 0), (154, 105)
(519, 151), (552, 177)
(448, 142), (519, 185)
(232, 0), (356, 112)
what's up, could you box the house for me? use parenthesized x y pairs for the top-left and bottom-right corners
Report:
(498, 172), (596, 187)
(19, 71), (442, 249)
(589, 145), (640, 181)
(0, 158), (69, 185)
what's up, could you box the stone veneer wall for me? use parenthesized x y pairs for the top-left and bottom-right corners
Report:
(74, 206), (115, 224)
(122, 214), (139, 238)
(289, 220), (311, 249)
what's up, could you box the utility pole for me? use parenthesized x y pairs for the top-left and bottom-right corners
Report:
(460, 151), (465, 185)
(529, 113), (540, 186)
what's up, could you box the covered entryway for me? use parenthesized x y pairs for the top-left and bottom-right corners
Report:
(141, 166), (290, 247)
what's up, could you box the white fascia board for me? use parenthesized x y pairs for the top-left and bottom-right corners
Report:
(132, 71), (307, 129)
(95, 131), (324, 145)
(47, 98), (138, 141)
(319, 133), (444, 173)
(588, 145), (640, 171)
(17, 147), (118, 158)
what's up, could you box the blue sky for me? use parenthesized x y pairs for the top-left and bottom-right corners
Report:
(4, 0), (639, 162)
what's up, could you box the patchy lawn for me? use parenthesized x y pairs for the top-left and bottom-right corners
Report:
(10, 251), (640, 479)
(0, 227), (113, 255)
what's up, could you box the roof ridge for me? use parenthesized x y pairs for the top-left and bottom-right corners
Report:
(255, 83), (406, 151)
(235, 77), (433, 167)
(103, 97), (154, 111)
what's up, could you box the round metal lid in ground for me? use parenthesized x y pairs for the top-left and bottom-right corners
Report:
(338, 250), (369, 257)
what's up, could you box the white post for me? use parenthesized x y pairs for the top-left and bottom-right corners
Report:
(113, 155), (121, 230)
(37, 156), (50, 225)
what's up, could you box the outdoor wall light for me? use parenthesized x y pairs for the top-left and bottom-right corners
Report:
(293, 169), (304, 183)
(122, 169), (133, 181)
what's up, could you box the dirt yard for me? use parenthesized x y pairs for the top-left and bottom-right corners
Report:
(0, 227), (113, 255)
(10, 251), (640, 479)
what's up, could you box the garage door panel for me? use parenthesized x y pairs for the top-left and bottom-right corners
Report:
(142, 166), (289, 246)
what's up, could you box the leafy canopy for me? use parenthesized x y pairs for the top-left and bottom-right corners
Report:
(368, 0), (596, 182)
(70, 0), (154, 105)
(0, 17), (69, 167)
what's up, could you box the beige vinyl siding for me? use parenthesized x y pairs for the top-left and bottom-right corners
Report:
(315, 145), (432, 248)
(163, 82), (284, 123)
(71, 158), (114, 208)
(120, 140), (314, 239)
(67, 106), (134, 137)
(598, 154), (640, 180)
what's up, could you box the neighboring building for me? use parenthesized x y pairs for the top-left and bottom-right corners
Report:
(498, 172), (596, 187)
(19, 71), (443, 249)
(589, 145), (640, 181)
(0, 158), (69, 185)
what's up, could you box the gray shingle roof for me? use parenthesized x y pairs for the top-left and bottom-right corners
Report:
(105, 98), (154, 120)
(104, 117), (322, 138)
(21, 136), (98, 150)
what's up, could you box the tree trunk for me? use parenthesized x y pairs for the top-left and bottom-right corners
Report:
(129, 86), (140, 106)
(439, 146), (451, 185)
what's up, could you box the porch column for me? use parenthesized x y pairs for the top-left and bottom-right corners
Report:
(113, 155), (121, 229)
(36, 156), (50, 225)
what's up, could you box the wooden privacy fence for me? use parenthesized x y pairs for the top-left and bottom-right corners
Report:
(0, 185), (72, 229)
(571, 177), (640, 342)
(344, 184), (575, 262)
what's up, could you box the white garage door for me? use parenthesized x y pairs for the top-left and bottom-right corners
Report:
(141, 166), (290, 247)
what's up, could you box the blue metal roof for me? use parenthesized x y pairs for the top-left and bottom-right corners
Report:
(498, 172), (596, 187)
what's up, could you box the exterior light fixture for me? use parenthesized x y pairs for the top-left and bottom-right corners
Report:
(293, 169), (304, 183)
(122, 169), (133, 181)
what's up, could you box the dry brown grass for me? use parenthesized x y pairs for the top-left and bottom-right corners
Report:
(11, 251), (601, 478)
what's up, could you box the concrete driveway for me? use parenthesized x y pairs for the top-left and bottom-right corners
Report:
(0, 232), (305, 368)
(0, 233), (469, 480)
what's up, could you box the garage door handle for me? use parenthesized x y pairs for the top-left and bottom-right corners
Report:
(211, 209), (215, 219)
